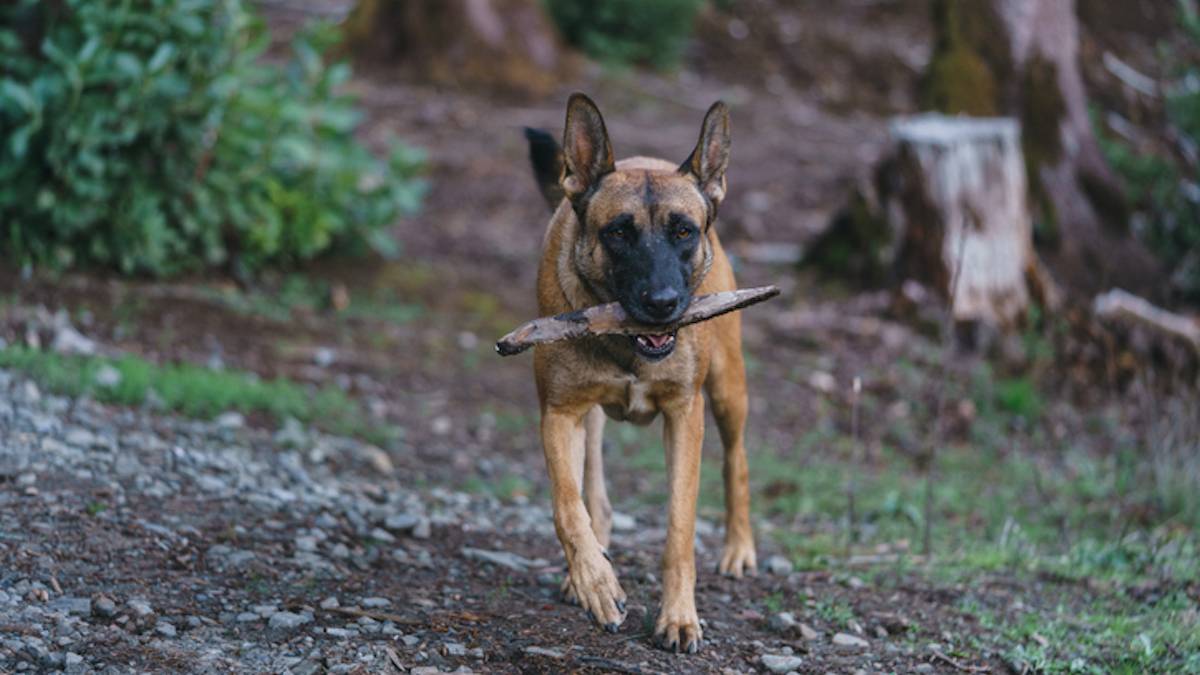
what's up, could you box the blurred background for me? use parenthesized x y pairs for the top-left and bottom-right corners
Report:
(1, 1), (1198, 672)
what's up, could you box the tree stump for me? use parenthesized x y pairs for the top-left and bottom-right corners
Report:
(341, 0), (574, 98)
(885, 114), (1038, 327)
(919, 0), (1166, 299)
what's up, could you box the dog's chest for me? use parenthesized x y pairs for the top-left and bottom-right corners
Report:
(600, 377), (661, 426)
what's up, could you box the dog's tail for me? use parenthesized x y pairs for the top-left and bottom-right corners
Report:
(524, 127), (565, 211)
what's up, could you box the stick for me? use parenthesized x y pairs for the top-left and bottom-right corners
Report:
(496, 286), (780, 356)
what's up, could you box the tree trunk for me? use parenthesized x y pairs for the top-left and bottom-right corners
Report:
(885, 115), (1039, 327)
(921, 0), (1166, 299)
(341, 0), (573, 98)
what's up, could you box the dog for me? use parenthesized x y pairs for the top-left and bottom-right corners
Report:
(522, 93), (756, 654)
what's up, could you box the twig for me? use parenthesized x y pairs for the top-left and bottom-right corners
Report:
(931, 649), (991, 672)
(923, 229), (968, 555)
(319, 606), (424, 625)
(846, 376), (862, 554)
(495, 286), (780, 356)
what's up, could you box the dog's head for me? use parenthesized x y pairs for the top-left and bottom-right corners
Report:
(559, 93), (731, 360)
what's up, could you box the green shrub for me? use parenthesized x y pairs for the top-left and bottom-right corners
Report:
(0, 0), (425, 277)
(1098, 2), (1200, 299)
(542, 0), (706, 69)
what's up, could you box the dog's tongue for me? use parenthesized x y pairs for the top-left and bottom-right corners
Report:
(644, 334), (672, 349)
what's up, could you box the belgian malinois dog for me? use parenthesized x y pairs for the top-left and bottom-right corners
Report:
(522, 94), (755, 654)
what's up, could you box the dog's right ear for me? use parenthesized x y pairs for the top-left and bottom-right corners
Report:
(561, 93), (615, 202)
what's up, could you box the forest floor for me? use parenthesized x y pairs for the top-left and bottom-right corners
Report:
(2, 2), (1199, 673)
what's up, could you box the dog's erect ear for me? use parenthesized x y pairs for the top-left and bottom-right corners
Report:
(681, 101), (731, 208)
(561, 93), (615, 201)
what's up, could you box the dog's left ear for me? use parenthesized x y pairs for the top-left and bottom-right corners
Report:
(681, 101), (731, 208)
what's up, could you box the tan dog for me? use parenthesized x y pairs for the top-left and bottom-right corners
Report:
(523, 94), (755, 654)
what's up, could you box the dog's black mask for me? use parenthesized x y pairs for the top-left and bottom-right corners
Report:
(600, 212), (699, 327)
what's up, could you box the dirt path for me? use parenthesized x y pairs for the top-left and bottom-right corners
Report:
(1, 369), (1015, 673)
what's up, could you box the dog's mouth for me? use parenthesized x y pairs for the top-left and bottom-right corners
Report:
(631, 331), (677, 360)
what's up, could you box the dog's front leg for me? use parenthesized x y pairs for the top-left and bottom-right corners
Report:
(656, 392), (705, 653)
(542, 407), (627, 632)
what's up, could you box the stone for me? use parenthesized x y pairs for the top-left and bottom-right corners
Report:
(764, 555), (794, 575)
(319, 596), (340, 610)
(461, 547), (546, 571)
(384, 513), (420, 532)
(523, 646), (565, 659)
(443, 642), (467, 656)
(361, 597), (390, 609)
(127, 599), (153, 617)
(832, 632), (869, 650)
(798, 622), (820, 641)
(94, 365), (122, 388)
(268, 611), (312, 630)
(412, 518), (432, 539)
(768, 611), (797, 633)
(92, 595), (117, 618)
(155, 621), (176, 637)
(216, 412), (245, 430)
(761, 654), (805, 673)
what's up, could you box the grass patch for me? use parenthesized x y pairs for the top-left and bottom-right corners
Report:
(0, 345), (396, 445)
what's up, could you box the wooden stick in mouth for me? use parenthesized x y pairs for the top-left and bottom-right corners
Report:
(496, 285), (781, 356)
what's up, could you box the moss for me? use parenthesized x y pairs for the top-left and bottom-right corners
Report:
(919, 0), (1000, 115)
(1019, 55), (1065, 168)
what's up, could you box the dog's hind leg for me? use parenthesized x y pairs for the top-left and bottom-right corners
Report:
(582, 406), (613, 549)
(705, 313), (758, 578)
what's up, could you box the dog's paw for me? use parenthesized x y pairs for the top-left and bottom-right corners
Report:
(717, 537), (758, 578)
(568, 549), (627, 631)
(654, 607), (703, 654)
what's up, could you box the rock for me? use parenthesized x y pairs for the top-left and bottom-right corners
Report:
(764, 555), (794, 575)
(320, 596), (340, 610)
(236, 612), (260, 623)
(216, 411), (245, 430)
(768, 611), (797, 633)
(91, 595), (117, 618)
(64, 652), (83, 667)
(875, 625), (889, 639)
(48, 596), (91, 616)
(369, 527), (396, 543)
(915, 665), (935, 673)
(523, 646), (565, 659)
(832, 632), (869, 650)
(94, 364), (122, 388)
(52, 325), (96, 356)
(274, 417), (308, 449)
(127, 599), (153, 617)
(412, 518), (432, 539)
(314, 347), (336, 368)
(155, 621), (176, 637)
(761, 654), (805, 673)
(295, 536), (319, 553)
(444, 642), (467, 656)
(359, 445), (393, 474)
(461, 547), (546, 571)
(361, 597), (390, 609)
(611, 511), (637, 531)
(384, 513), (420, 532)
(798, 622), (820, 641)
(268, 611), (311, 630)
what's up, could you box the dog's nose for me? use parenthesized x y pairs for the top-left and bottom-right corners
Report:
(643, 288), (680, 320)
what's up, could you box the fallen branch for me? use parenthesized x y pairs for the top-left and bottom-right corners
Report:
(495, 286), (780, 356)
(1093, 288), (1200, 357)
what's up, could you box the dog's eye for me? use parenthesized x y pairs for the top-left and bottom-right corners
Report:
(603, 226), (628, 241)
(675, 226), (694, 240)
